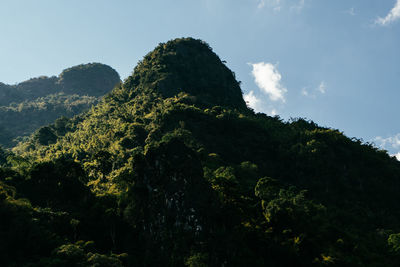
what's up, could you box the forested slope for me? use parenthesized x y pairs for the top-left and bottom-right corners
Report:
(2, 38), (400, 266)
(0, 63), (120, 147)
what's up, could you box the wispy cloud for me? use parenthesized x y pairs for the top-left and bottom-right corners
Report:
(290, 0), (305, 12)
(301, 87), (310, 97)
(258, 0), (304, 12)
(375, 0), (400, 26)
(250, 62), (287, 102)
(301, 81), (327, 98)
(345, 7), (356, 16)
(257, 0), (265, 9)
(317, 81), (326, 94)
(258, 0), (281, 10)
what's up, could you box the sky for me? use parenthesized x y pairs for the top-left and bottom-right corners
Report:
(1, 0), (400, 158)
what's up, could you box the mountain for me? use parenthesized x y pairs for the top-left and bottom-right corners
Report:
(2, 38), (400, 266)
(0, 63), (120, 147)
(125, 38), (247, 109)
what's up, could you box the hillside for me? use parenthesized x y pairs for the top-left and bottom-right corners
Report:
(2, 38), (400, 266)
(0, 63), (120, 147)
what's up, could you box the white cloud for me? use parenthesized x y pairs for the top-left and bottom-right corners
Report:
(243, 90), (279, 116)
(257, 0), (265, 9)
(374, 134), (400, 160)
(301, 87), (309, 97)
(244, 90), (261, 110)
(258, 0), (304, 12)
(243, 91), (278, 116)
(250, 62), (287, 102)
(270, 108), (278, 116)
(317, 81), (326, 94)
(345, 7), (356, 16)
(258, 0), (281, 10)
(375, 0), (400, 26)
(375, 134), (400, 149)
(290, 0), (305, 12)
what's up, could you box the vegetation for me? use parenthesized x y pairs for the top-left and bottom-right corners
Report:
(0, 63), (120, 147)
(2, 38), (400, 266)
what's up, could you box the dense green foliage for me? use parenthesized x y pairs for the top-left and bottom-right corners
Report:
(0, 63), (120, 147)
(0, 93), (98, 147)
(2, 38), (400, 266)
(125, 37), (247, 110)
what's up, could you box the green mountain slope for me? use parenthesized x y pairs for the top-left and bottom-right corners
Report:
(2, 38), (400, 266)
(0, 63), (120, 147)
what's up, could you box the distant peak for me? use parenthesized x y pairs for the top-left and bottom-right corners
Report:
(58, 63), (120, 96)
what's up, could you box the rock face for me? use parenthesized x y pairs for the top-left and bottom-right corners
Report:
(126, 139), (218, 262)
(125, 38), (247, 110)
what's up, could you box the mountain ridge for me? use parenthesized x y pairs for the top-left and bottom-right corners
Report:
(2, 38), (400, 266)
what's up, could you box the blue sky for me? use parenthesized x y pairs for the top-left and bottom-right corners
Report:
(1, 0), (400, 157)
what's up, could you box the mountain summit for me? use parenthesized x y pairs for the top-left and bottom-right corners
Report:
(125, 38), (247, 109)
